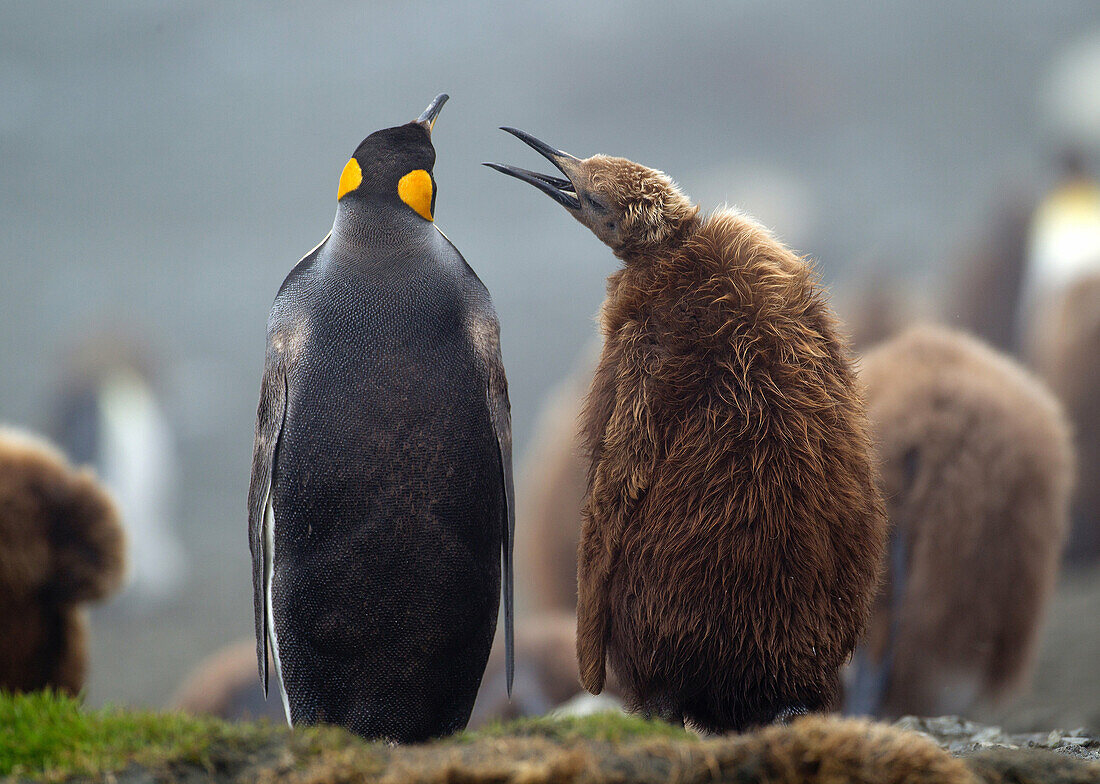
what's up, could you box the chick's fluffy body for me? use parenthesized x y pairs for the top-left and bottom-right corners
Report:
(577, 185), (886, 731)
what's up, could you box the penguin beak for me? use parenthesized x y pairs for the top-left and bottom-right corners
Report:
(416, 93), (449, 135)
(483, 127), (582, 211)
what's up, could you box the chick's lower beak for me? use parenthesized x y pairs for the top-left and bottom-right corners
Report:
(483, 127), (582, 210)
(416, 93), (449, 134)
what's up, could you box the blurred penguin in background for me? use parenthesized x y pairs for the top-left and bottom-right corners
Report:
(51, 334), (186, 608)
(1026, 272), (1100, 566)
(468, 611), (624, 728)
(1017, 150), (1100, 344)
(947, 194), (1034, 354)
(848, 326), (1073, 719)
(171, 639), (286, 722)
(516, 340), (598, 614)
(833, 267), (932, 353)
(0, 427), (126, 694)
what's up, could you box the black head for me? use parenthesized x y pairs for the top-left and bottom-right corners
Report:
(337, 93), (448, 222)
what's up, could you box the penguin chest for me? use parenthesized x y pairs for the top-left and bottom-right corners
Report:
(270, 308), (503, 625)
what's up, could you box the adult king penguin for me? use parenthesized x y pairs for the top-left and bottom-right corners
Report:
(248, 94), (514, 743)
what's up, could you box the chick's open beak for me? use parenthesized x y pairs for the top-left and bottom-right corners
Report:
(483, 127), (582, 210)
(416, 93), (449, 134)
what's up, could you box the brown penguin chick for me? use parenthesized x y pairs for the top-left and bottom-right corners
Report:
(467, 611), (624, 728)
(171, 640), (286, 721)
(0, 427), (126, 694)
(1025, 273), (1100, 566)
(856, 326), (1073, 718)
(488, 131), (887, 731)
(516, 341), (599, 613)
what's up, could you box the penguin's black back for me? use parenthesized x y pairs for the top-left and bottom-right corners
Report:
(267, 223), (505, 742)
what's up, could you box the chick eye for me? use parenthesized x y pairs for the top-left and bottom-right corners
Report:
(584, 194), (609, 214)
(605, 220), (616, 229)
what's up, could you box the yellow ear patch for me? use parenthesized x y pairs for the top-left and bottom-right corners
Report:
(338, 158), (362, 200)
(398, 169), (434, 221)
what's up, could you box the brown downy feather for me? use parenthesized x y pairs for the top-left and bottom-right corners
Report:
(859, 326), (1073, 717)
(574, 173), (886, 731)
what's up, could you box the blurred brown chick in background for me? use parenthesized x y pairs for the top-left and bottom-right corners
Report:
(0, 427), (126, 695)
(171, 639), (285, 722)
(468, 611), (625, 728)
(516, 342), (598, 615)
(848, 326), (1073, 719)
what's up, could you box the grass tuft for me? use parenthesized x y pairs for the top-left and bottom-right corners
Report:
(0, 689), (281, 780)
(1, 691), (691, 781)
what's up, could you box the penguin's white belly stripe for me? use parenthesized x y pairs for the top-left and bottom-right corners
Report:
(263, 486), (292, 727)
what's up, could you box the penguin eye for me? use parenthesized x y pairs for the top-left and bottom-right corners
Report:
(584, 194), (609, 214)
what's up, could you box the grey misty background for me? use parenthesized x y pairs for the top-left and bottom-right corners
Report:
(1, 1), (1098, 716)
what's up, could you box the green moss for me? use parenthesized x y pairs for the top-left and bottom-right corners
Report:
(5, 691), (1097, 784)
(0, 691), (689, 782)
(463, 711), (694, 743)
(0, 689), (284, 780)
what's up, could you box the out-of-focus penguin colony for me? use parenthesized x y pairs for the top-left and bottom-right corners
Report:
(3, 6), (1100, 770)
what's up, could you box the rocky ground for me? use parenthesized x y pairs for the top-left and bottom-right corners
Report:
(898, 715), (1100, 761)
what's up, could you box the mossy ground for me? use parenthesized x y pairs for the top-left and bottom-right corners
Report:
(0, 691), (688, 782)
(4, 691), (1097, 784)
(0, 690), (276, 780)
(461, 711), (693, 743)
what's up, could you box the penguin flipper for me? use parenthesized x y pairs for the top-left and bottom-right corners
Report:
(577, 390), (655, 696)
(462, 285), (515, 698)
(247, 351), (288, 697)
(486, 333), (515, 698)
(490, 380), (515, 698)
